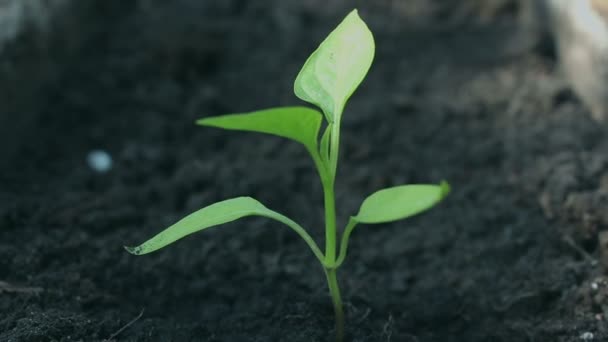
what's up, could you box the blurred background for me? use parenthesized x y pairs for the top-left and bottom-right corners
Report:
(2, 1), (608, 341)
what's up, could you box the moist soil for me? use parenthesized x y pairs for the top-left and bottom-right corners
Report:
(2, 1), (608, 341)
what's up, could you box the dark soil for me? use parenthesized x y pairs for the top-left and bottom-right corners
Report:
(2, 1), (608, 341)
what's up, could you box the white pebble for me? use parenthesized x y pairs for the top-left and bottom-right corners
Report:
(580, 332), (594, 340)
(591, 282), (599, 290)
(87, 150), (113, 173)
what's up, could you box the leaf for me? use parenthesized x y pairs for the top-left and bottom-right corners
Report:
(352, 181), (450, 224)
(294, 9), (375, 123)
(125, 197), (267, 255)
(125, 197), (324, 262)
(197, 107), (323, 152)
(319, 125), (331, 164)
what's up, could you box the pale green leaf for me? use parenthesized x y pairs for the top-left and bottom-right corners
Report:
(294, 9), (375, 123)
(353, 181), (450, 224)
(125, 197), (324, 262)
(197, 107), (323, 152)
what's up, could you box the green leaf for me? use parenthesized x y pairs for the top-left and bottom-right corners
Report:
(294, 9), (375, 123)
(319, 125), (331, 164)
(125, 197), (325, 262)
(197, 107), (323, 152)
(352, 181), (450, 224)
(125, 197), (267, 255)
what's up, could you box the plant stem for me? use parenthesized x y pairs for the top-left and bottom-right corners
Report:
(325, 119), (341, 262)
(259, 211), (325, 264)
(321, 158), (343, 342)
(325, 268), (344, 342)
(323, 182), (337, 262)
(313, 117), (345, 341)
(334, 218), (357, 268)
(329, 122), (341, 179)
(325, 118), (344, 341)
(307, 148), (337, 264)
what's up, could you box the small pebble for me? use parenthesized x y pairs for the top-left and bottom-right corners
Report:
(87, 150), (113, 173)
(580, 332), (594, 340)
(591, 282), (599, 290)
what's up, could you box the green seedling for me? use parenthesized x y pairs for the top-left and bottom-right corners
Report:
(126, 9), (449, 341)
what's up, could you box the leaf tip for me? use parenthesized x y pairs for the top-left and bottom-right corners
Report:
(195, 118), (209, 126)
(124, 245), (144, 255)
(344, 8), (361, 18)
(346, 8), (367, 25)
(439, 180), (451, 199)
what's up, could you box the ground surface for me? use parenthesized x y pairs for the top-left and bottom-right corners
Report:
(2, 1), (608, 341)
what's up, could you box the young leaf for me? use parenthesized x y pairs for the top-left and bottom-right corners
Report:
(294, 9), (375, 123)
(334, 181), (449, 268)
(319, 125), (331, 164)
(197, 107), (323, 153)
(352, 181), (450, 224)
(125, 197), (324, 262)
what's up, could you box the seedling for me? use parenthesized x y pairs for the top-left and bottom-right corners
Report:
(126, 9), (449, 341)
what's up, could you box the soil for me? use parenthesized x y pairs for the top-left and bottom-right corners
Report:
(2, 1), (608, 341)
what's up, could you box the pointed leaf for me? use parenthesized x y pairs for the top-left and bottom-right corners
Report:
(197, 107), (323, 152)
(353, 181), (450, 224)
(294, 9), (375, 122)
(125, 197), (325, 262)
(125, 197), (267, 255)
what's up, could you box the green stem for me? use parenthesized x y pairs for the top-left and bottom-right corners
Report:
(325, 118), (341, 262)
(309, 119), (344, 341)
(334, 218), (357, 268)
(323, 182), (337, 262)
(260, 211), (325, 265)
(329, 122), (341, 179)
(325, 117), (344, 340)
(325, 268), (344, 342)
(308, 147), (337, 265)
